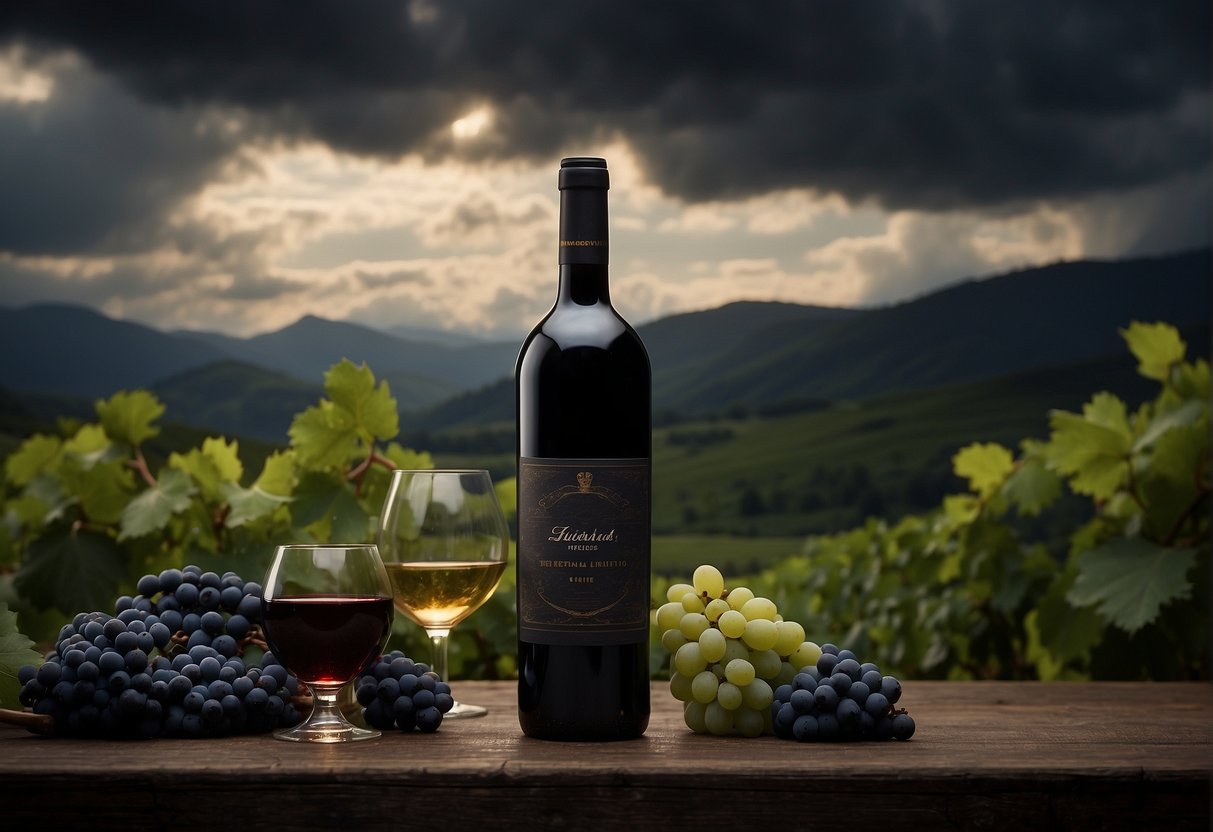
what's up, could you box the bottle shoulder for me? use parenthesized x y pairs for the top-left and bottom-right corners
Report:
(519, 304), (649, 364)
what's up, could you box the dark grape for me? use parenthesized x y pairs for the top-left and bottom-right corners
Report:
(773, 644), (914, 744)
(354, 650), (447, 734)
(16, 566), (303, 740)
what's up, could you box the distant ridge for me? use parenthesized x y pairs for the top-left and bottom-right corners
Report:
(2, 249), (1207, 440)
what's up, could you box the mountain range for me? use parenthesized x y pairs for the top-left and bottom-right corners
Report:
(1, 248), (1208, 443)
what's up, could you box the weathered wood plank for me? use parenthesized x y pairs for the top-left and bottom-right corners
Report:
(0, 682), (1208, 831)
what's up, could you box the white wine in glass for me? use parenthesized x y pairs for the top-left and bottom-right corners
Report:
(378, 469), (510, 719)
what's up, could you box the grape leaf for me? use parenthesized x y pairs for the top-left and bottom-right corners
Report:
(14, 529), (127, 614)
(0, 604), (42, 708)
(953, 442), (1014, 499)
(289, 401), (359, 470)
(119, 468), (198, 540)
(383, 443), (433, 471)
(1121, 321), (1186, 382)
(1132, 398), (1209, 453)
(1002, 454), (1062, 517)
(96, 390), (165, 446)
(169, 437), (243, 502)
(1046, 395), (1133, 499)
(1137, 422), (1210, 538)
(221, 483), (292, 528)
(1068, 538), (1197, 633)
(324, 359), (399, 442)
(254, 450), (296, 496)
(291, 472), (372, 543)
(1035, 569), (1104, 663)
(1171, 358), (1210, 400)
(4, 435), (62, 487)
(58, 457), (135, 525)
(62, 424), (110, 457)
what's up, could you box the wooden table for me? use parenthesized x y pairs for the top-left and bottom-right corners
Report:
(0, 681), (1209, 831)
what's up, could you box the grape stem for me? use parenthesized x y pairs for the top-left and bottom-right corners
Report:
(127, 445), (157, 488)
(0, 708), (54, 733)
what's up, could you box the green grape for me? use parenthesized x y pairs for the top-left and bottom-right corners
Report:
(691, 670), (719, 704)
(704, 702), (734, 736)
(749, 648), (782, 680)
(718, 609), (747, 638)
(789, 640), (823, 670)
(679, 612), (710, 640)
(742, 618), (779, 651)
(661, 628), (688, 654)
(669, 672), (694, 702)
(704, 598), (731, 622)
(692, 564), (725, 599)
(774, 620), (806, 656)
(666, 583), (695, 603)
(774, 660), (797, 687)
(711, 663), (727, 680)
(725, 658), (755, 686)
(740, 596), (778, 621)
(684, 700), (708, 733)
(725, 586), (755, 611)
(716, 682), (743, 710)
(675, 642), (707, 676)
(740, 678), (773, 710)
(734, 707), (765, 738)
(698, 627), (727, 663)
(722, 637), (750, 665)
(680, 591), (706, 614)
(656, 601), (685, 632)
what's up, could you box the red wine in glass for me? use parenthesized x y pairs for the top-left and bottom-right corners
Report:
(262, 595), (393, 685)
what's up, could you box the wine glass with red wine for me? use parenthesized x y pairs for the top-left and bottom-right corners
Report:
(261, 544), (394, 742)
(378, 469), (510, 718)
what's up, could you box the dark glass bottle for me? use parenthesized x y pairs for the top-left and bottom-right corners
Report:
(515, 157), (651, 740)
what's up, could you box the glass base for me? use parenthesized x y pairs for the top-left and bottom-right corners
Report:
(444, 700), (488, 720)
(274, 721), (381, 742)
(275, 693), (381, 742)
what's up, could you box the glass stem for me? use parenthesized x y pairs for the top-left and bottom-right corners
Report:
(427, 628), (451, 683)
(309, 684), (345, 724)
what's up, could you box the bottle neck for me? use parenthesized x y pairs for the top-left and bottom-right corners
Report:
(558, 263), (611, 306)
(557, 184), (610, 306)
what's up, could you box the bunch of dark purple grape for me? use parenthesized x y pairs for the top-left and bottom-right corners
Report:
(772, 643), (916, 742)
(355, 650), (454, 733)
(16, 566), (302, 738)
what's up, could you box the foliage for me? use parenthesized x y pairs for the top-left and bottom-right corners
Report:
(2, 361), (424, 638)
(652, 322), (1209, 681)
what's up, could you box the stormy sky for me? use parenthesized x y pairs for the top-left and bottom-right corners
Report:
(0, 1), (1208, 338)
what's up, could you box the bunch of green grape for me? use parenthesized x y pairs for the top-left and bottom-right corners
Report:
(656, 564), (823, 737)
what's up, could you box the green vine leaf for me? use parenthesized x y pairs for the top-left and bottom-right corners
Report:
(58, 457), (135, 525)
(953, 442), (1014, 499)
(1046, 393), (1132, 499)
(119, 468), (198, 540)
(221, 483), (292, 528)
(1121, 321), (1185, 383)
(291, 472), (372, 543)
(254, 450), (296, 496)
(169, 437), (244, 502)
(1002, 446), (1062, 517)
(289, 400), (359, 470)
(1067, 538), (1197, 633)
(96, 390), (165, 446)
(0, 604), (42, 708)
(14, 529), (127, 614)
(4, 435), (62, 487)
(324, 359), (399, 442)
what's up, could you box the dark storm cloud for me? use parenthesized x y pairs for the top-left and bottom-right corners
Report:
(1, 0), (1208, 212)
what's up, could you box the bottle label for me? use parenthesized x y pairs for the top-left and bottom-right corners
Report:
(517, 457), (650, 645)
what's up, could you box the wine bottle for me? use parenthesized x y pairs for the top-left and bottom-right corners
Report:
(515, 156), (651, 740)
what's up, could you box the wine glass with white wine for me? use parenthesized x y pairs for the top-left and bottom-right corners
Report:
(377, 469), (510, 719)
